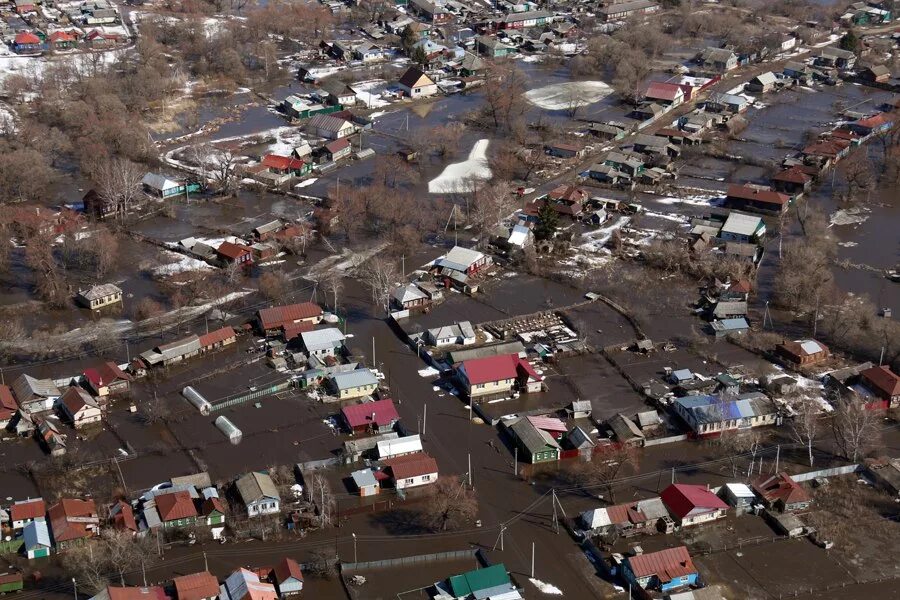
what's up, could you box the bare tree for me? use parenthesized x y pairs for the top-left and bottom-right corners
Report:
(322, 271), (344, 313)
(223, 259), (244, 284)
(306, 472), (335, 527)
(831, 397), (880, 462)
(101, 529), (153, 585)
(575, 444), (640, 503)
(359, 256), (397, 315)
(419, 475), (478, 532)
(790, 397), (821, 467)
(93, 157), (145, 223)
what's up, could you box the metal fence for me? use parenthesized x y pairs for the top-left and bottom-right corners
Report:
(791, 464), (860, 482)
(341, 549), (478, 574)
(643, 434), (690, 447)
(210, 381), (291, 411)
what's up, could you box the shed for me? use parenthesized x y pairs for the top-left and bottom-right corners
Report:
(214, 416), (242, 445)
(351, 469), (380, 497)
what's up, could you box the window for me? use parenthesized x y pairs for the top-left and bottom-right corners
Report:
(422, 474), (432, 481)
(404, 478), (414, 484)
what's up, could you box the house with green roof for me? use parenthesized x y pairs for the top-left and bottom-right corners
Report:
(434, 563), (521, 599)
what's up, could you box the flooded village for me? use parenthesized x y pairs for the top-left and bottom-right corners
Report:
(0, 0), (899, 598)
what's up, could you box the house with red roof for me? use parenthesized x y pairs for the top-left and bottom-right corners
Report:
(152, 491), (199, 529)
(456, 353), (544, 401)
(58, 386), (103, 428)
(323, 138), (352, 162)
(724, 184), (791, 215)
(109, 500), (138, 535)
(83, 361), (132, 397)
(0, 384), (18, 428)
(13, 32), (44, 54)
(216, 241), (253, 266)
(199, 326), (237, 353)
(644, 82), (685, 106)
(48, 30), (77, 50)
(850, 112), (893, 136)
(85, 30), (122, 49)
(271, 557), (304, 596)
(660, 483), (728, 526)
(261, 154), (311, 177)
(859, 365), (900, 409)
(173, 571), (220, 600)
(752, 472), (810, 512)
(383, 452), (438, 489)
(622, 546), (698, 592)
(772, 165), (814, 195)
(90, 586), (168, 600)
(48, 498), (99, 550)
(341, 398), (399, 434)
(256, 302), (323, 335)
(10, 498), (45, 530)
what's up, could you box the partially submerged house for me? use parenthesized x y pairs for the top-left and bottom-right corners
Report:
(622, 546), (698, 592)
(752, 472), (811, 512)
(235, 471), (281, 518)
(456, 353), (544, 400)
(660, 483), (728, 526)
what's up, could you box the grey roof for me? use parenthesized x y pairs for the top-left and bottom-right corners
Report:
(708, 92), (748, 106)
(253, 220), (282, 235)
(320, 78), (356, 97)
(476, 35), (513, 50)
(154, 335), (201, 361)
(711, 318), (749, 333)
(236, 471), (281, 504)
(721, 212), (763, 237)
(636, 496), (669, 520)
(567, 426), (595, 449)
(608, 413), (644, 442)
(820, 46), (855, 59)
(79, 283), (122, 301)
(307, 114), (351, 134)
(503, 9), (552, 22)
(783, 61), (811, 73)
(447, 341), (525, 364)
(300, 328), (345, 353)
(351, 468), (379, 489)
(13, 374), (61, 401)
(434, 246), (485, 273)
(331, 368), (378, 391)
(509, 418), (560, 455)
(142, 172), (180, 191)
(636, 410), (662, 428)
(343, 431), (398, 455)
(712, 300), (748, 317)
(633, 134), (669, 149)
(752, 72), (778, 86)
(599, 0), (658, 14)
(701, 47), (736, 62)
(429, 321), (475, 342)
(460, 51), (485, 71)
(675, 392), (776, 425)
(23, 519), (51, 549)
(392, 283), (428, 304)
(171, 472), (212, 488)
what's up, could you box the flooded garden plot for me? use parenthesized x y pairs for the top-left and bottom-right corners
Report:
(554, 353), (648, 421)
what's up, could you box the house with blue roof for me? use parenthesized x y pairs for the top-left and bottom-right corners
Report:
(672, 392), (778, 436)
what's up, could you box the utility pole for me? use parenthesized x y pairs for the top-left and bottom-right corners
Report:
(203, 551), (208, 572)
(352, 533), (357, 563)
(500, 524), (506, 551)
(468, 453), (472, 487)
(401, 255), (405, 278)
(125, 341), (130, 363)
(142, 558), (147, 586)
(156, 528), (161, 556)
(205, 314), (209, 335)
(514, 447), (517, 475)
(531, 542), (535, 579)
(671, 467), (675, 484)
(879, 345), (885, 366)
(775, 445), (780, 473)
(72, 578), (77, 600)
(372, 337), (376, 368)
(422, 402), (427, 437)
(551, 489), (559, 534)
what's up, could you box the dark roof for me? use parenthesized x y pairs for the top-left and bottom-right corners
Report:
(726, 184), (790, 206)
(258, 303), (322, 330)
(216, 241), (252, 260)
(861, 365), (900, 396)
(398, 67), (433, 89)
(752, 472), (810, 506)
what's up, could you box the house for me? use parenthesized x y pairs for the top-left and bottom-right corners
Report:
(546, 142), (584, 159)
(721, 482), (756, 512)
(319, 79), (356, 106)
(272, 558), (304, 596)
(724, 184), (790, 214)
(199, 326), (237, 354)
(772, 166), (814, 195)
(12, 31), (43, 55)
(12, 374), (61, 414)
(351, 468), (381, 497)
(432, 246), (492, 278)
(859, 365), (900, 408)
(76, 284), (123, 309)
(752, 472), (811, 512)
(859, 65), (891, 83)
(153, 490), (199, 528)
(866, 458), (900, 496)
(660, 483), (728, 526)
(622, 546), (698, 592)
(384, 452), (439, 489)
(398, 67), (438, 99)
(219, 569), (277, 600)
(10, 498), (45, 530)
(173, 572), (221, 600)
(499, 10), (553, 29)
(58, 386), (102, 428)
(851, 113), (894, 136)
(644, 82), (685, 106)
(109, 500), (138, 535)
(23, 520), (52, 559)
(746, 72), (778, 93)
(719, 211), (765, 244)
(83, 361), (132, 397)
(817, 47), (856, 69)
(48, 30), (77, 50)
(84, 30), (123, 50)
(632, 102), (667, 120)
(323, 138), (352, 162)
(597, 0), (659, 21)
(506, 417), (560, 463)
(580, 497), (670, 536)
(341, 398), (399, 434)
(604, 151), (645, 178)
(607, 413), (645, 447)
(776, 339), (829, 366)
(0, 574), (24, 595)
(391, 284), (430, 311)
(632, 134), (679, 158)
(783, 60), (813, 80)
(306, 114), (355, 139)
(261, 154), (311, 178)
(705, 92), (749, 114)
(425, 321), (476, 347)
(698, 47), (738, 72)
(711, 318), (750, 338)
(329, 369), (379, 400)
(142, 173), (195, 198)
(299, 328), (345, 358)
(637, 410), (663, 432)
(588, 122), (627, 141)
(672, 393), (778, 435)
(456, 353), (543, 400)
(0, 384), (18, 428)
(436, 564), (519, 600)
(353, 42), (385, 62)
(138, 335), (202, 368)
(475, 35), (514, 58)
(48, 498), (99, 550)
(90, 587), (168, 600)
(216, 241), (253, 266)
(408, 0), (451, 23)
(458, 51), (486, 76)
(256, 303), (323, 335)
(236, 472), (281, 517)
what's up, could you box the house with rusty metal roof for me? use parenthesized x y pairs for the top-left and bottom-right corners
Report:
(622, 546), (698, 592)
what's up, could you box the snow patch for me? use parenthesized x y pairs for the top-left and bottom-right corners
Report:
(524, 81), (613, 110)
(418, 366), (439, 377)
(428, 139), (492, 194)
(529, 578), (563, 595)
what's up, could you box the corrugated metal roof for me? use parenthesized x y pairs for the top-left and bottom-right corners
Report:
(331, 368), (378, 391)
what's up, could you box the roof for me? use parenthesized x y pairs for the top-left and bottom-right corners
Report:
(262, 154), (306, 171)
(377, 434), (423, 457)
(727, 184), (789, 206)
(712, 318), (750, 332)
(221, 569), (278, 600)
(548, 184), (586, 203)
(661, 484), (728, 519)
(155, 490), (198, 522)
(435, 246), (486, 272)
(13, 374), (61, 401)
(61, 386), (99, 415)
(23, 519), (51, 549)
(93, 587), (168, 600)
(142, 172), (181, 192)
(861, 366), (900, 396)
(174, 572), (220, 600)
(0, 384), (18, 419)
(14, 31), (41, 44)
(272, 557), (304, 584)
(83, 361), (131, 388)
(626, 546), (697, 582)
(258, 303), (322, 330)
(79, 283), (122, 301)
(11, 498), (46, 521)
(49, 498), (98, 542)
(447, 564), (510, 597)
(645, 81), (684, 101)
(778, 339), (828, 359)
(307, 114), (352, 134)
(300, 328), (345, 352)
(342, 398), (399, 428)
(509, 418), (560, 455)
(724, 482), (755, 498)
(675, 393), (776, 425)
(526, 415), (568, 433)
(110, 500), (137, 532)
(351, 468), (379, 489)
(503, 9), (552, 22)
(49, 31), (77, 42)
(392, 284), (428, 304)
(385, 451), (439, 480)
(721, 212), (763, 237)
(713, 300), (748, 317)
(752, 71), (778, 86)
(752, 472), (810, 506)
(199, 326), (236, 347)
(331, 368), (379, 391)
(217, 241), (251, 260)
(325, 138), (351, 154)
(598, 0), (658, 14)
(236, 471), (281, 504)
(608, 413), (644, 441)
(460, 354), (539, 385)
